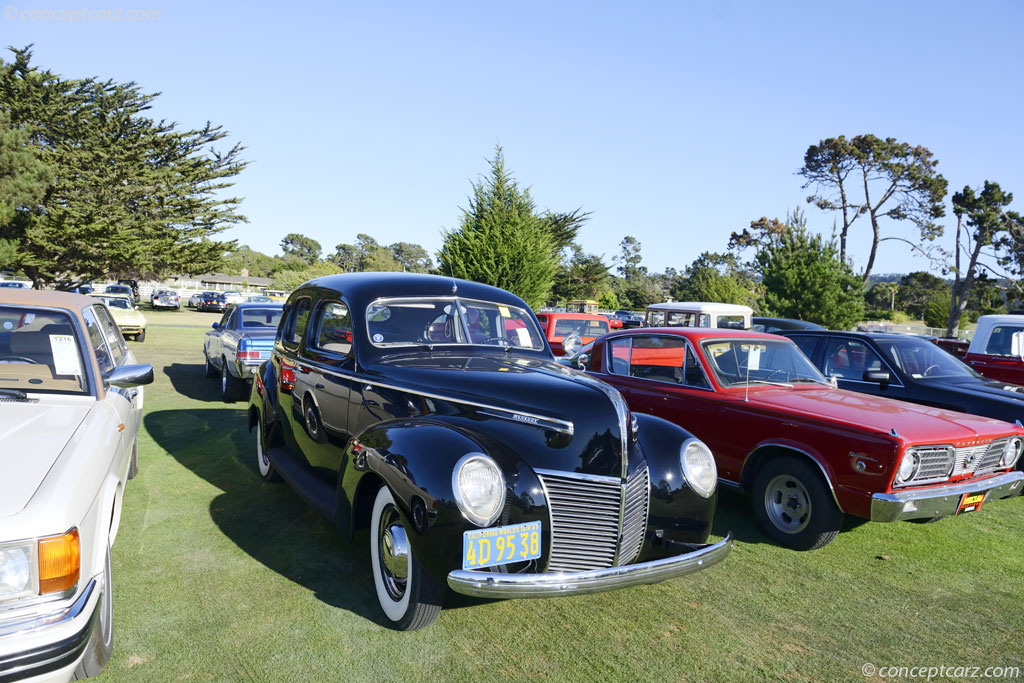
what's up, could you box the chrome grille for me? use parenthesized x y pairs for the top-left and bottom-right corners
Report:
(617, 465), (650, 566)
(954, 438), (1004, 476)
(912, 447), (954, 482)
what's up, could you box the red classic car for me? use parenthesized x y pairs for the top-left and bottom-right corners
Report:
(535, 312), (611, 356)
(570, 327), (1024, 550)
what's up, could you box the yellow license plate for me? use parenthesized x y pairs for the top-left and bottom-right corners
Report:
(956, 491), (987, 514)
(462, 521), (541, 570)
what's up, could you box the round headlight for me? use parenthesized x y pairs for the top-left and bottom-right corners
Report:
(0, 546), (33, 598)
(896, 451), (919, 484)
(680, 438), (717, 498)
(452, 453), (505, 526)
(562, 334), (582, 357)
(1003, 438), (1022, 468)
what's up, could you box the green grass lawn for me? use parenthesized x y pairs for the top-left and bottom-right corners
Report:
(105, 326), (1024, 682)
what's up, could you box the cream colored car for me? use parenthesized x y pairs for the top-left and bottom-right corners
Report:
(0, 290), (153, 681)
(87, 293), (147, 342)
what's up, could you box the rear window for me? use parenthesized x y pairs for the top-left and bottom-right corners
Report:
(552, 318), (609, 338)
(240, 308), (283, 329)
(0, 307), (90, 395)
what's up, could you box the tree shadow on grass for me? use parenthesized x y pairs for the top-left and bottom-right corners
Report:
(162, 362), (223, 403)
(713, 487), (867, 548)
(144, 408), (389, 626)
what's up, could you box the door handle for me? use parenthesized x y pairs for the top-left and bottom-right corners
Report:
(315, 383), (325, 389)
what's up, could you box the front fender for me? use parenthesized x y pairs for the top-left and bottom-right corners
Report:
(634, 413), (717, 549)
(338, 419), (549, 585)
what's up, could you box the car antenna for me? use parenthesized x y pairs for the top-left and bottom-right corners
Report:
(448, 262), (457, 294)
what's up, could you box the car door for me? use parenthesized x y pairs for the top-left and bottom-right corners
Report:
(219, 307), (241, 369)
(820, 337), (907, 399)
(965, 323), (1024, 384)
(206, 307), (234, 368)
(277, 296), (319, 468)
(300, 299), (357, 472)
(83, 306), (135, 464)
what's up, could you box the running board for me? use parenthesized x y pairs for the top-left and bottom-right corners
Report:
(266, 446), (337, 523)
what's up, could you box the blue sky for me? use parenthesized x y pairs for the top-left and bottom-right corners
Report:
(3, 0), (1022, 276)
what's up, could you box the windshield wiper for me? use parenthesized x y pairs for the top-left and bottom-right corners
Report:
(0, 388), (30, 401)
(788, 376), (833, 386)
(741, 379), (794, 388)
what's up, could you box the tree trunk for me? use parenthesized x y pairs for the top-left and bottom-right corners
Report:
(861, 170), (879, 283)
(945, 218), (963, 338)
(947, 231), (984, 338)
(838, 180), (850, 264)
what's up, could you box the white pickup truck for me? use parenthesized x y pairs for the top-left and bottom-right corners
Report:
(964, 314), (1024, 385)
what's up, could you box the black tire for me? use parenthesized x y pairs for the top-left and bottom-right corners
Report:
(370, 485), (443, 630)
(303, 396), (327, 444)
(752, 455), (843, 551)
(136, 329), (146, 343)
(127, 438), (138, 480)
(204, 353), (219, 379)
(221, 359), (245, 403)
(256, 423), (280, 482)
(73, 543), (113, 679)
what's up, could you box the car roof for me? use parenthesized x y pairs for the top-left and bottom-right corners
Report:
(233, 301), (284, 310)
(606, 327), (783, 342)
(540, 312), (608, 320)
(977, 314), (1024, 325)
(645, 301), (753, 314)
(296, 272), (531, 310)
(0, 288), (96, 311)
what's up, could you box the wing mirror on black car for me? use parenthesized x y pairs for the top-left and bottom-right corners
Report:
(863, 370), (891, 387)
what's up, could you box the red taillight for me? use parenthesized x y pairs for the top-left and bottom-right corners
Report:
(255, 373), (264, 397)
(280, 361), (296, 393)
(237, 351), (261, 360)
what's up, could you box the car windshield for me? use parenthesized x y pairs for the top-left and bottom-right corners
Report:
(875, 337), (979, 380)
(366, 297), (544, 350)
(0, 306), (90, 395)
(700, 338), (827, 387)
(241, 308), (283, 329)
(96, 297), (131, 310)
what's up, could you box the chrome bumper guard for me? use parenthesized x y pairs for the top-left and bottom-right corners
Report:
(447, 533), (732, 599)
(871, 471), (1024, 522)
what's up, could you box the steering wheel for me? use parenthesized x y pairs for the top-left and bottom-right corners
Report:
(760, 367), (790, 382)
(922, 364), (940, 377)
(0, 355), (40, 364)
(479, 337), (510, 346)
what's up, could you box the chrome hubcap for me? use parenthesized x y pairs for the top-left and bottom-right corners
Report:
(764, 474), (812, 534)
(305, 407), (319, 437)
(378, 505), (408, 601)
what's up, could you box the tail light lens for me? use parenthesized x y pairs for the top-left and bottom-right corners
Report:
(237, 351), (261, 360)
(38, 529), (79, 594)
(280, 361), (296, 393)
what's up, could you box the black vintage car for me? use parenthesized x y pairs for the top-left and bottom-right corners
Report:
(248, 273), (732, 630)
(784, 330), (1024, 439)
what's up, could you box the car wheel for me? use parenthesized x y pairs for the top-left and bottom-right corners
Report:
(204, 353), (219, 378)
(73, 542), (113, 679)
(256, 423), (280, 482)
(752, 456), (842, 551)
(303, 396), (327, 443)
(136, 329), (146, 343)
(221, 360), (244, 403)
(127, 438), (138, 480)
(369, 485), (443, 630)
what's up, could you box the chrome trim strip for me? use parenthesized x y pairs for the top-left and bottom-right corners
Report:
(718, 478), (741, 489)
(739, 443), (844, 513)
(293, 358), (574, 436)
(533, 468), (619, 485)
(870, 471), (1024, 522)
(448, 533), (732, 598)
(0, 580), (95, 639)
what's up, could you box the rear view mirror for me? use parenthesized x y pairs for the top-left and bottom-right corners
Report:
(212, 322), (219, 330)
(1012, 331), (1024, 359)
(563, 334), (582, 357)
(106, 363), (154, 388)
(863, 370), (891, 386)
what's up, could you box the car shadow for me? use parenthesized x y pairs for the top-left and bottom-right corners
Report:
(713, 487), (866, 547)
(145, 408), (392, 626)
(162, 362), (223, 403)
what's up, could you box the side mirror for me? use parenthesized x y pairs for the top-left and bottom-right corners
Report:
(863, 370), (891, 386)
(575, 353), (590, 371)
(212, 322), (219, 330)
(1012, 331), (1024, 359)
(106, 363), (154, 388)
(563, 334), (582, 357)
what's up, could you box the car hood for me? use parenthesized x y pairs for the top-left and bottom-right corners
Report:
(0, 402), (91, 517)
(368, 352), (631, 479)
(742, 386), (1019, 445)
(936, 377), (1024, 406)
(110, 308), (147, 325)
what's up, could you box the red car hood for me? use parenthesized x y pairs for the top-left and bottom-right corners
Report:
(735, 387), (1021, 445)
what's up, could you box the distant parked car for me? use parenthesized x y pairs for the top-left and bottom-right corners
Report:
(751, 317), (824, 334)
(612, 310), (644, 329)
(245, 295), (273, 303)
(572, 327), (1024, 550)
(88, 294), (148, 341)
(188, 292), (204, 308)
(152, 290), (181, 309)
(782, 330), (1024, 457)
(534, 312), (611, 356)
(203, 302), (284, 401)
(645, 302), (752, 329)
(963, 314), (1024, 384)
(0, 281), (31, 289)
(116, 279), (139, 300)
(222, 290), (245, 305)
(198, 292), (228, 313)
(70, 283), (95, 294)
(0, 288), (153, 680)
(103, 284), (135, 304)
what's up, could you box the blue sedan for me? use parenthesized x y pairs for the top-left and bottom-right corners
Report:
(204, 302), (284, 401)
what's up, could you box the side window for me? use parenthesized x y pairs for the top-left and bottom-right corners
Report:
(219, 307), (234, 330)
(92, 305), (126, 366)
(607, 337), (632, 376)
(282, 297), (312, 349)
(628, 335), (686, 384)
(681, 342), (711, 389)
(823, 339), (884, 380)
(312, 301), (353, 356)
(985, 326), (1024, 356)
(790, 335), (820, 361)
(82, 307), (114, 374)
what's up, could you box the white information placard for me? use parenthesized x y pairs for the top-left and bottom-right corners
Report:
(49, 335), (82, 376)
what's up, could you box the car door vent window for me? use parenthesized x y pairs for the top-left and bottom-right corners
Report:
(283, 297), (311, 349)
(313, 302), (353, 356)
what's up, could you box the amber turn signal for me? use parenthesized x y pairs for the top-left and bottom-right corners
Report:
(38, 529), (80, 594)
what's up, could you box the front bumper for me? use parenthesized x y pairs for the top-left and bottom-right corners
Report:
(870, 471), (1024, 522)
(118, 326), (143, 335)
(447, 533), (732, 599)
(0, 580), (97, 682)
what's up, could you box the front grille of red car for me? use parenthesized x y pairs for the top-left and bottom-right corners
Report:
(535, 465), (650, 572)
(954, 438), (1007, 476)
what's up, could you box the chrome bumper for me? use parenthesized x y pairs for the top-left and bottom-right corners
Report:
(447, 533), (732, 599)
(871, 471), (1024, 522)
